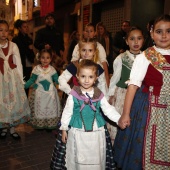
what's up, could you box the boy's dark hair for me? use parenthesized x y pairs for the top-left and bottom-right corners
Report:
(0, 20), (9, 28)
(14, 19), (27, 29)
(45, 13), (55, 20)
(77, 59), (98, 76)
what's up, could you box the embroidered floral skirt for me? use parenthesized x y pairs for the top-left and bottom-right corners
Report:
(0, 69), (30, 128)
(29, 87), (61, 129)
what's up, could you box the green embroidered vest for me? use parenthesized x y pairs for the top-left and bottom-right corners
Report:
(116, 52), (134, 88)
(69, 97), (106, 131)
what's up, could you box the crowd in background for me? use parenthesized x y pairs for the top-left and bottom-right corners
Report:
(1, 12), (170, 170)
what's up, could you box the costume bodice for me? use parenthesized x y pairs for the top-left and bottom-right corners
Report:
(142, 55), (170, 96)
(116, 52), (134, 88)
(69, 86), (106, 131)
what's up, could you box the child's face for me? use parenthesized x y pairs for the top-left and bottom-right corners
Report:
(77, 67), (97, 92)
(84, 26), (95, 38)
(40, 52), (52, 67)
(0, 23), (9, 42)
(126, 30), (144, 54)
(151, 21), (170, 49)
(80, 43), (96, 60)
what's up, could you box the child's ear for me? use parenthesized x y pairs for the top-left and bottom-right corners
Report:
(125, 39), (128, 45)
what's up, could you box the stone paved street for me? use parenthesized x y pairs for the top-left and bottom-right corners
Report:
(0, 124), (56, 170)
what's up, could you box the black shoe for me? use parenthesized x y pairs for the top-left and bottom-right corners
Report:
(0, 131), (7, 139)
(10, 132), (21, 140)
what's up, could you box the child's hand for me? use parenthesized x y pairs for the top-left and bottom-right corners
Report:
(55, 84), (59, 89)
(118, 121), (127, 129)
(118, 114), (131, 129)
(62, 130), (67, 143)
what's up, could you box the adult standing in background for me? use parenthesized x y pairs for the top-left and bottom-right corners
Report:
(67, 30), (80, 64)
(34, 13), (64, 57)
(112, 20), (130, 56)
(96, 22), (114, 74)
(12, 19), (35, 82)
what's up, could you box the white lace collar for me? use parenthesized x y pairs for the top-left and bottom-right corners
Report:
(153, 45), (170, 55)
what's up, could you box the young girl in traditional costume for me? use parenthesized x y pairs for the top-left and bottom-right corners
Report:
(113, 14), (170, 169)
(58, 38), (108, 97)
(51, 59), (125, 170)
(71, 23), (110, 87)
(25, 49), (61, 130)
(107, 27), (144, 144)
(0, 20), (30, 140)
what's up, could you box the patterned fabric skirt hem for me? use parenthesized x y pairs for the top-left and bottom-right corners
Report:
(30, 124), (57, 130)
(0, 115), (30, 128)
(30, 117), (59, 129)
(50, 125), (116, 170)
(0, 69), (31, 124)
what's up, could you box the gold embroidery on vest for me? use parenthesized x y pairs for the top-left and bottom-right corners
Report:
(144, 47), (167, 70)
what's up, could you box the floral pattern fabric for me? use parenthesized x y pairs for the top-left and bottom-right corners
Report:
(29, 65), (61, 129)
(0, 42), (30, 128)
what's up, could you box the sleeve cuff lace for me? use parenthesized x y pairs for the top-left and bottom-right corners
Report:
(128, 79), (141, 87)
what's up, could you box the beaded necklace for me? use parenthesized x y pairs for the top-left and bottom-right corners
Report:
(129, 51), (140, 58)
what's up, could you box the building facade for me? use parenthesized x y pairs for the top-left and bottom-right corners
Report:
(2, 0), (170, 61)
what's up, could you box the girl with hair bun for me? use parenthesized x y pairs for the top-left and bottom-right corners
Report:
(24, 49), (61, 130)
(0, 20), (30, 140)
(108, 26), (144, 144)
(114, 14), (170, 170)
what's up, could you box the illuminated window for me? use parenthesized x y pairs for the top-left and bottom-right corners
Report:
(6, 0), (9, 5)
(34, 0), (40, 7)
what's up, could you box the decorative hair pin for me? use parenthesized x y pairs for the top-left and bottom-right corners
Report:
(150, 25), (153, 32)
